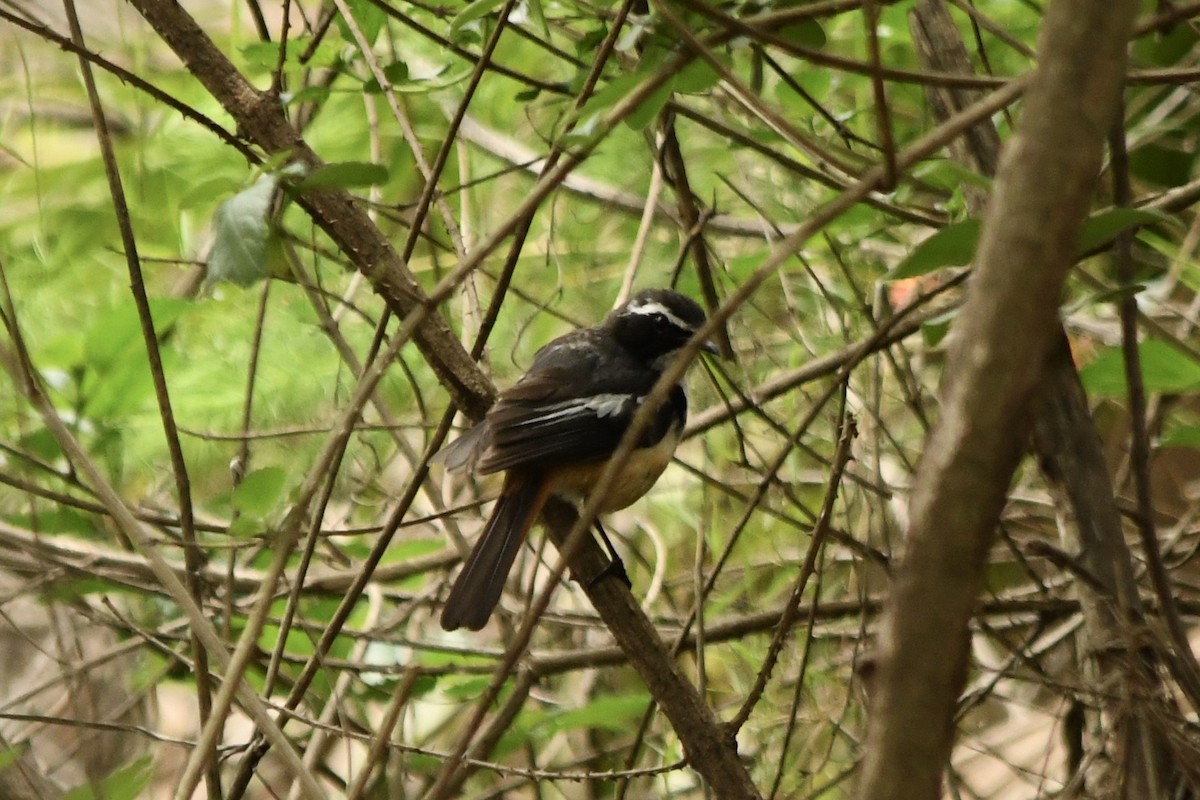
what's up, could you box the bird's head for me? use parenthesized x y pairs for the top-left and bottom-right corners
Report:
(609, 288), (718, 365)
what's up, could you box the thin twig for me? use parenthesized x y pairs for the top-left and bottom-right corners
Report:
(730, 408), (858, 733)
(1109, 114), (1200, 714)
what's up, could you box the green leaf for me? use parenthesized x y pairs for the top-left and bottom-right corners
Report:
(337, 0), (386, 45)
(1162, 424), (1200, 449)
(63, 757), (153, 800)
(0, 744), (27, 776)
(796, 67), (830, 101)
(1129, 143), (1196, 188)
(1132, 23), (1198, 67)
(365, 65), (472, 94)
(572, 71), (640, 130)
(450, 0), (506, 38)
(258, 620), (316, 658)
(405, 752), (441, 773)
(241, 40), (291, 68)
(912, 159), (991, 193)
(984, 560), (1029, 593)
(522, 0), (548, 37)
(36, 329), (86, 371)
(383, 61), (409, 83)
(227, 515), (261, 539)
(571, 64), (675, 136)
(675, 59), (721, 94)
(382, 537), (445, 563)
(777, 19), (826, 49)
(178, 176), (244, 211)
(85, 355), (161, 420)
(19, 427), (64, 464)
(79, 299), (188, 420)
(298, 161), (389, 191)
(207, 174), (279, 287)
(576, 25), (607, 56)
(725, 251), (768, 284)
(920, 310), (956, 347)
(1133, 341), (1200, 393)
(1080, 340), (1200, 397)
(442, 675), (492, 699)
(231, 466), (288, 517)
(399, 67), (473, 94)
(890, 219), (980, 278)
(623, 77), (674, 129)
(892, 208), (1167, 281)
(283, 85), (331, 106)
(542, 693), (651, 733)
(1076, 208), (1167, 255)
(130, 650), (170, 693)
(241, 38), (342, 69)
(84, 299), (190, 368)
(43, 575), (138, 601)
(9, 507), (92, 536)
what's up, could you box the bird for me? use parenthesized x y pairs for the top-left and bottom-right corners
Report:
(437, 288), (718, 631)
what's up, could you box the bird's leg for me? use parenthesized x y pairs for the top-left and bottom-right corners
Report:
(589, 520), (631, 588)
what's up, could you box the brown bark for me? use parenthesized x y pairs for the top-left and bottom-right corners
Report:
(910, 3), (1167, 796)
(856, 3), (1138, 800)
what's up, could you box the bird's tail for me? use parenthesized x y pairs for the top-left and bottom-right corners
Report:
(440, 473), (551, 631)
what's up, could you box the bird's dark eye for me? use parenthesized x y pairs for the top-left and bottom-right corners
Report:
(652, 313), (681, 332)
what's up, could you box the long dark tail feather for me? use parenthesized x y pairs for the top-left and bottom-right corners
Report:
(440, 474), (549, 631)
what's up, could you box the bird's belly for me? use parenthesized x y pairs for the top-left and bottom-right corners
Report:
(547, 423), (682, 512)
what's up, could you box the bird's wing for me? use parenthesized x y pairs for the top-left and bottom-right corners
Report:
(473, 334), (665, 473)
(477, 389), (644, 473)
(432, 420), (488, 473)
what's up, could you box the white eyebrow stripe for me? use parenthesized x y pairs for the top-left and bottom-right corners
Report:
(625, 301), (694, 331)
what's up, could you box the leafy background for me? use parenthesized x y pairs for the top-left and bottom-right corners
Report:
(1, 0), (1199, 797)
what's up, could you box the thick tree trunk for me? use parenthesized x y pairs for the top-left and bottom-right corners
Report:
(856, 3), (1138, 799)
(910, 3), (1168, 796)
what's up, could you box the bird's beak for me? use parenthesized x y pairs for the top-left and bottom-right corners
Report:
(702, 339), (720, 356)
